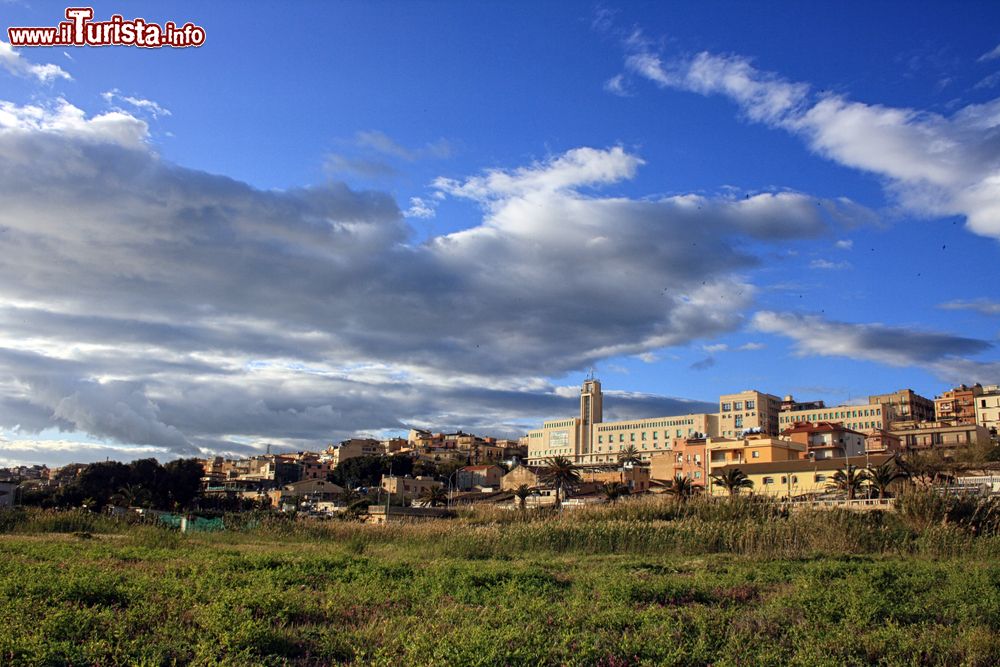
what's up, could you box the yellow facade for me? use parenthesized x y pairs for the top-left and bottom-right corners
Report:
(718, 390), (781, 438)
(708, 455), (892, 498)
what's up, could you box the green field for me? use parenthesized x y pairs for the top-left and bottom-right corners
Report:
(2, 499), (1000, 666)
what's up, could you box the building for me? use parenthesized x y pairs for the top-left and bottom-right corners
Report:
(380, 475), (442, 500)
(974, 385), (1000, 437)
(708, 455), (894, 498)
(526, 378), (720, 465)
(707, 436), (807, 468)
(890, 422), (991, 451)
(501, 464), (545, 491)
(579, 465), (651, 493)
(328, 438), (384, 467)
(650, 437), (708, 486)
(780, 395), (826, 413)
(268, 479), (344, 508)
(456, 465), (504, 491)
(777, 402), (893, 434)
(781, 422), (868, 459)
(718, 390), (781, 437)
(868, 388), (935, 424)
(935, 384), (984, 426)
(864, 429), (903, 455)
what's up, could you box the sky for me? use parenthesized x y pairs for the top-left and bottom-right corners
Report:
(0, 1), (999, 467)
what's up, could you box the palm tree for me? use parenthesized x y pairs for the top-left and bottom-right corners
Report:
(711, 468), (754, 497)
(109, 483), (150, 508)
(602, 481), (630, 505)
(512, 484), (533, 510)
(539, 456), (581, 509)
(866, 460), (908, 499)
(418, 485), (448, 508)
(665, 475), (697, 501)
(617, 445), (642, 482)
(827, 465), (870, 500)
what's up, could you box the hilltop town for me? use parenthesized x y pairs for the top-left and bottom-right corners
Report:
(3, 379), (998, 521)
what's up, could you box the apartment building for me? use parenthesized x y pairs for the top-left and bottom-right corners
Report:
(890, 422), (990, 451)
(456, 465), (504, 491)
(706, 436), (807, 468)
(868, 388), (935, 424)
(935, 384), (984, 426)
(974, 385), (1000, 436)
(328, 438), (384, 467)
(718, 390), (781, 437)
(777, 403), (892, 433)
(781, 421), (868, 459)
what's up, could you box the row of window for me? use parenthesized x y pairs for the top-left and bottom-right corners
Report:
(721, 400), (756, 412)
(597, 418), (695, 432)
(780, 408), (882, 423)
(596, 429), (693, 445)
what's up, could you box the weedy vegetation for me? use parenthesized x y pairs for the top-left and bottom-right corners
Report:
(2, 491), (1000, 666)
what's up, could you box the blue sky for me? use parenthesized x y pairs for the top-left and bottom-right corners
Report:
(0, 1), (998, 466)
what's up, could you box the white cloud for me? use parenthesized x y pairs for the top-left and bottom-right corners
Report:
(0, 102), (875, 459)
(979, 43), (1000, 62)
(101, 89), (171, 119)
(405, 196), (436, 219)
(835, 239), (853, 250)
(738, 342), (765, 351)
(703, 343), (728, 353)
(809, 259), (851, 270)
(938, 299), (1000, 316)
(753, 310), (998, 383)
(625, 39), (1000, 239)
(0, 98), (148, 148)
(0, 40), (71, 82)
(604, 73), (630, 96)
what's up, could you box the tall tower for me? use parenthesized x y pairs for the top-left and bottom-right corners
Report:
(578, 378), (603, 456)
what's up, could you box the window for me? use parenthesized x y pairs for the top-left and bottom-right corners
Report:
(597, 435), (603, 444)
(763, 477), (773, 484)
(630, 433), (635, 441)
(619, 434), (624, 442)
(652, 431), (658, 439)
(722, 402), (732, 411)
(641, 432), (647, 440)
(752, 451), (760, 458)
(734, 416), (743, 428)
(791, 476), (798, 484)
(815, 474), (827, 482)
(746, 400), (755, 410)
(694, 471), (701, 479)
(734, 401), (743, 410)
(781, 476), (787, 484)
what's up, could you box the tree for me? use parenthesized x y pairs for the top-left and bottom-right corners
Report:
(162, 459), (204, 509)
(866, 460), (908, 499)
(109, 483), (151, 508)
(539, 456), (581, 509)
(711, 468), (754, 496)
(513, 484), (533, 510)
(418, 485), (448, 508)
(665, 474), (697, 501)
(602, 481), (630, 505)
(827, 465), (870, 500)
(331, 455), (412, 489)
(618, 445), (642, 466)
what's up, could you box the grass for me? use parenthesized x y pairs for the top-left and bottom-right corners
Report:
(2, 496), (1000, 665)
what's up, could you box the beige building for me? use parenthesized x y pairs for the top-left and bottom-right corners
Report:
(707, 436), (807, 468)
(890, 422), (991, 451)
(501, 464), (545, 491)
(868, 388), (935, 424)
(718, 390), (781, 437)
(526, 378), (721, 465)
(974, 385), (1000, 437)
(380, 475), (442, 500)
(328, 438), (384, 467)
(777, 403), (892, 433)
